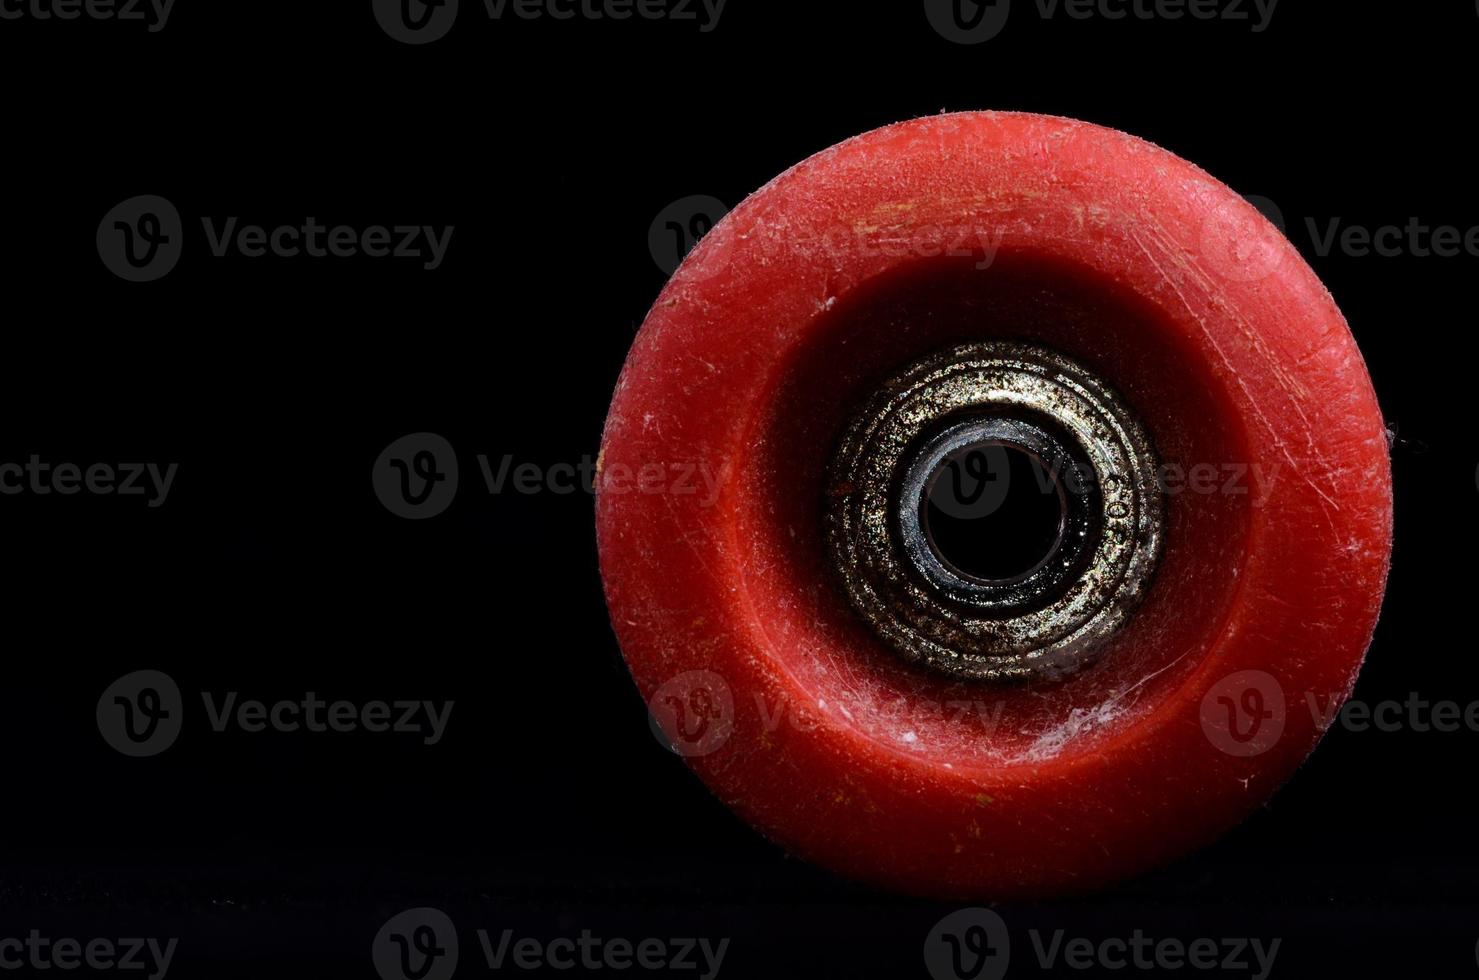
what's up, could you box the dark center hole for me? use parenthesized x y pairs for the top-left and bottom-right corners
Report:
(921, 441), (1067, 583)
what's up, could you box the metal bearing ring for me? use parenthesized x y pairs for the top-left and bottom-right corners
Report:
(824, 341), (1164, 683)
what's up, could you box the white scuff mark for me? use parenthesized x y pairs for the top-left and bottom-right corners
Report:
(1017, 645), (1201, 764)
(1019, 699), (1127, 763)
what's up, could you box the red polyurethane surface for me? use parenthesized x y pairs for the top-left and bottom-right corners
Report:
(597, 112), (1392, 898)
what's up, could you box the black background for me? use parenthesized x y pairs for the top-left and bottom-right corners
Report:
(1, 1), (1475, 977)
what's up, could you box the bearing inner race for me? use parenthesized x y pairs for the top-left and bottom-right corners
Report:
(823, 342), (1164, 683)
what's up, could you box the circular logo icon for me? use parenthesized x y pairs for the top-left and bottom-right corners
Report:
(924, 0), (1011, 44)
(97, 196), (183, 283)
(1198, 194), (1289, 283)
(927, 443), (1014, 521)
(373, 433), (458, 519)
(648, 670), (734, 757)
(373, 0), (458, 44)
(97, 670), (183, 757)
(1200, 669), (1286, 757)
(1243, 194), (1286, 235)
(648, 195), (729, 278)
(373, 908), (458, 980)
(924, 907), (1010, 980)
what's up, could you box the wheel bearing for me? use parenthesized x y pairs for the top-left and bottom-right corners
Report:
(824, 341), (1164, 683)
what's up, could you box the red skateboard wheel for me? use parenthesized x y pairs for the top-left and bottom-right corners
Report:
(598, 112), (1392, 898)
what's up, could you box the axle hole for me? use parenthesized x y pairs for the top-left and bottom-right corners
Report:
(921, 442), (1067, 584)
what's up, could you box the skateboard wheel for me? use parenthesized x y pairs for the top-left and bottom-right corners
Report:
(598, 112), (1392, 898)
